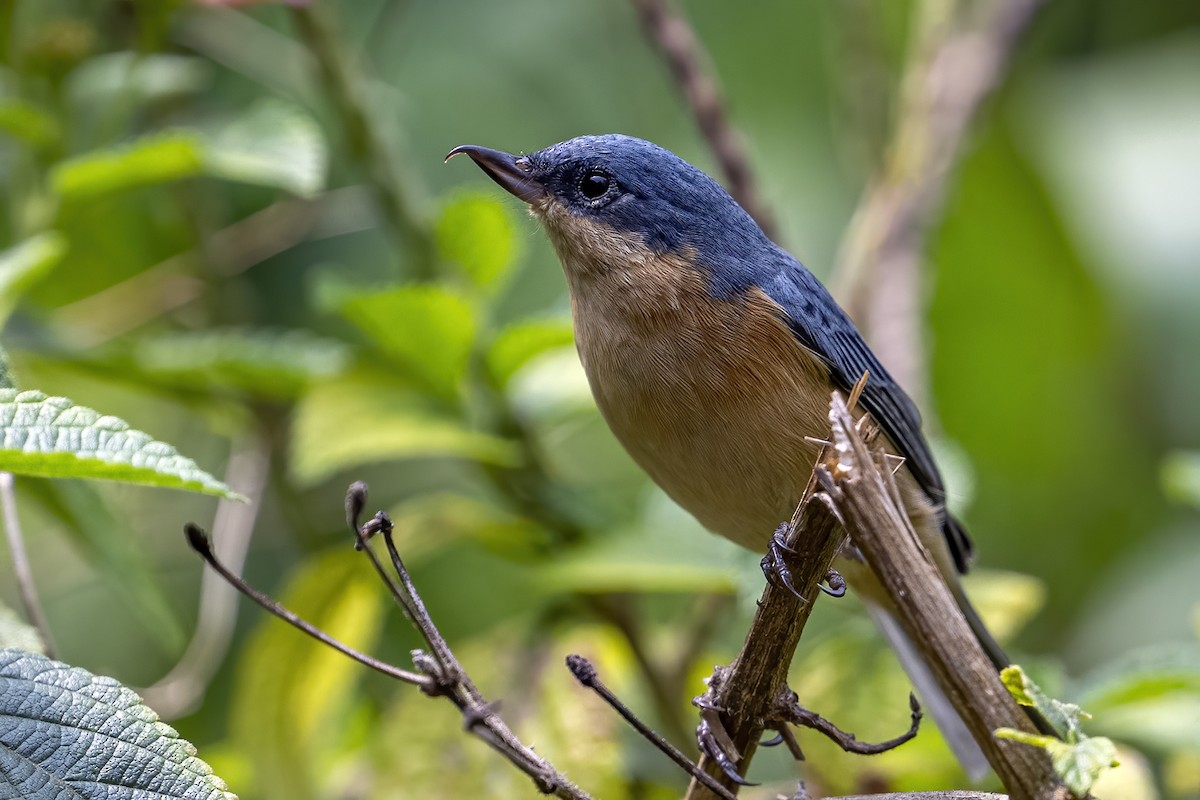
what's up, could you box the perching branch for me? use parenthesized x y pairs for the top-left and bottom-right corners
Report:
(185, 482), (592, 800)
(819, 393), (1069, 800)
(683, 413), (850, 798)
(833, 0), (1047, 394)
(630, 0), (776, 238)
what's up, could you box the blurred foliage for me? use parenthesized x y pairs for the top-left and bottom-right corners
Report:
(0, 1), (1198, 799)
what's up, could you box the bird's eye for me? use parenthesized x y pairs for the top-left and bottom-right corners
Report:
(579, 170), (612, 200)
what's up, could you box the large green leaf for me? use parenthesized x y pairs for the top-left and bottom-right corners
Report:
(338, 285), (477, 398)
(0, 648), (236, 800)
(289, 368), (519, 485)
(52, 131), (208, 199)
(435, 193), (521, 292)
(1162, 450), (1200, 509)
(51, 101), (326, 200)
(204, 99), (327, 198)
(131, 328), (351, 400)
(0, 232), (68, 327)
(486, 318), (575, 386)
(0, 389), (241, 499)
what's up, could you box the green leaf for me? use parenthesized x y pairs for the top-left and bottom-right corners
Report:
(52, 130), (208, 199)
(1162, 450), (1200, 508)
(0, 389), (241, 499)
(205, 99), (327, 198)
(486, 318), (575, 386)
(338, 285), (477, 398)
(132, 328), (350, 400)
(997, 665), (1120, 797)
(1000, 664), (1087, 740)
(435, 192), (521, 291)
(996, 728), (1119, 798)
(230, 550), (382, 800)
(1074, 643), (1200, 750)
(0, 648), (237, 800)
(0, 232), (68, 327)
(290, 368), (519, 485)
(0, 99), (59, 148)
(50, 101), (326, 201)
(0, 607), (44, 653)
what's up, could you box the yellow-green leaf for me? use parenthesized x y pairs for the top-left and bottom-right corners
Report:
(339, 285), (476, 398)
(0, 232), (68, 327)
(487, 318), (575, 386)
(52, 131), (206, 199)
(290, 368), (518, 485)
(435, 192), (521, 291)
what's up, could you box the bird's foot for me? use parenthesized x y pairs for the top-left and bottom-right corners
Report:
(760, 524), (805, 600)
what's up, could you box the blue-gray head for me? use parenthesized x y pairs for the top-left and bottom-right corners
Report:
(447, 135), (774, 290)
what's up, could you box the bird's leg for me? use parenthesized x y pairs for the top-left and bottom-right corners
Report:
(760, 523), (806, 600)
(818, 567), (846, 598)
(694, 700), (757, 786)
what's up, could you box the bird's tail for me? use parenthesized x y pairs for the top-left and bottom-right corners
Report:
(861, 599), (993, 780)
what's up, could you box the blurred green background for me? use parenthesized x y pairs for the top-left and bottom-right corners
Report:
(1, 0), (1198, 797)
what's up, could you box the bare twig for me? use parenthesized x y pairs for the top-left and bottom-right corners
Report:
(288, 4), (433, 277)
(0, 472), (56, 658)
(819, 394), (1068, 800)
(629, 0), (775, 237)
(566, 654), (736, 800)
(184, 522), (431, 687)
(833, 0), (1047, 393)
(188, 482), (593, 799)
(140, 436), (270, 718)
(775, 690), (922, 756)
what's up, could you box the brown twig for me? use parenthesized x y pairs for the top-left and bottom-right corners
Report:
(629, 0), (775, 237)
(833, 0), (1047, 394)
(187, 483), (592, 800)
(819, 393), (1069, 800)
(566, 654), (736, 800)
(774, 689), (922, 756)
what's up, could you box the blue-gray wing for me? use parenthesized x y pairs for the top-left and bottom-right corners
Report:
(757, 257), (973, 572)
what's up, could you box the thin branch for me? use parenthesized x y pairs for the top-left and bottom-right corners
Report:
(774, 690), (922, 756)
(819, 393), (1069, 800)
(140, 436), (271, 718)
(566, 654), (736, 800)
(183, 523), (431, 687)
(288, 4), (434, 277)
(0, 472), (56, 658)
(629, 0), (776, 238)
(833, 0), (1047, 393)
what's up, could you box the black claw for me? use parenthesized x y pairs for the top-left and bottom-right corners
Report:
(760, 524), (807, 601)
(696, 718), (758, 787)
(818, 568), (846, 598)
(758, 732), (785, 747)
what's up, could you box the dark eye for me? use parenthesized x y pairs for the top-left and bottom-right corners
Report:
(579, 170), (612, 200)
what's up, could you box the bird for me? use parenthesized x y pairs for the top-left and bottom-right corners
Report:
(448, 134), (1003, 777)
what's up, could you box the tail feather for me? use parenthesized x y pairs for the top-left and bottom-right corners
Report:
(863, 601), (992, 780)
